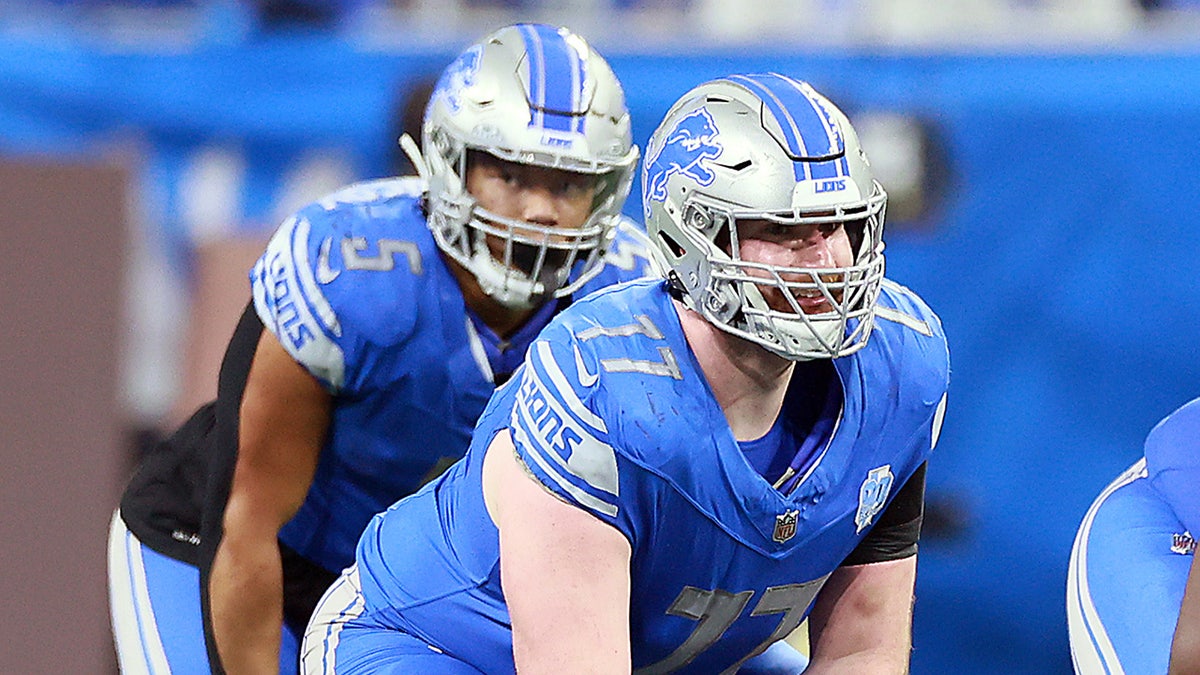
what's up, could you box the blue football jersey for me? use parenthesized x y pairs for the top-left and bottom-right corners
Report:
(1067, 398), (1200, 675)
(354, 277), (950, 673)
(250, 177), (655, 574)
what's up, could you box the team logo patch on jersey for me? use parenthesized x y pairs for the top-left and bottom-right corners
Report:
(1172, 531), (1196, 555)
(434, 45), (481, 113)
(773, 509), (800, 543)
(644, 108), (722, 202)
(855, 465), (894, 533)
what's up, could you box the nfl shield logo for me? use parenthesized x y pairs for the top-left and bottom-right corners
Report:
(773, 509), (799, 543)
(1172, 531), (1196, 555)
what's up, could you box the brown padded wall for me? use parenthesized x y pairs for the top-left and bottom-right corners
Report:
(0, 157), (127, 672)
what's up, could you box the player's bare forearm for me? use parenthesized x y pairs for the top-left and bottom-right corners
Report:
(806, 558), (915, 674)
(209, 530), (285, 674)
(209, 331), (328, 672)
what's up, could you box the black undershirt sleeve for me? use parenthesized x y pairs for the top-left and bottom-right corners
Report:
(196, 299), (263, 569)
(196, 299), (263, 674)
(840, 461), (927, 567)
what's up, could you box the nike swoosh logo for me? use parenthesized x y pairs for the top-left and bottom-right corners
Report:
(573, 343), (598, 388)
(316, 237), (340, 284)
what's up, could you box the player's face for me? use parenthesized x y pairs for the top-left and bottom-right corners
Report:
(735, 218), (854, 315)
(465, 153), (599, 274)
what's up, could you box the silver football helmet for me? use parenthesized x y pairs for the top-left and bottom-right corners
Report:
(408, 23), (638, 308)
(642, 74), (887, 360)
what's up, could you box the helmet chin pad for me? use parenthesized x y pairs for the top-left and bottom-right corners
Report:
(468, 242), (551, 309)
(717, 276), (847, 360)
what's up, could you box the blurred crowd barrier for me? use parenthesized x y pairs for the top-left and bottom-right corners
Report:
(0, 0), (1191, 49)
(3, 16), (1200, 673)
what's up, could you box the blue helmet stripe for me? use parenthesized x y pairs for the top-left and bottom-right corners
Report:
(727, 73), (845, 182)
(569, 41), (584, 134)
(809, 160), (840, 180)
(519, 24), (582, 134)
(519, 25), (547, 128)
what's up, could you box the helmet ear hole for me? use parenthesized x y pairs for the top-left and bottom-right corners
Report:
(657, 231), (687, 260)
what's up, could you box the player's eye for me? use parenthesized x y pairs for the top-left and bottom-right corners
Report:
(745, 221), (792, 241)
(554, 177), (593, 199)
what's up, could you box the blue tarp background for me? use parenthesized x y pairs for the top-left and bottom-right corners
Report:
(5, 36), (1199, 673)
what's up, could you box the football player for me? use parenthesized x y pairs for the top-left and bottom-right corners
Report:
(304, 73), (950, 674)
(107, 23), (654, 674)
(1068, 397), (1200, 674)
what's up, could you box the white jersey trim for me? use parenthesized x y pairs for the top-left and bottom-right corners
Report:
(516, 349), (618, 498)
(513, 421), (619, 518)
(1066, 458), (1147, 675)
(532, 340), (607, 433)
(873, 306), (932, 337)
(252, 215), (347, 390)
(875, 279), (934, 336)
(508, 341), (620, 516)
(464, 315), (495, 384)
(302, 565), (366, 675)
(292, 216), (342, 339)
(108, 510), (172, 675)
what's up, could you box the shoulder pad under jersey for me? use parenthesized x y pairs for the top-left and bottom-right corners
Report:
(508, 281), (686, 535)
(1146, 396), (1200, 533)
(872, 279), (951, 431)
(250, 177), (434, 392)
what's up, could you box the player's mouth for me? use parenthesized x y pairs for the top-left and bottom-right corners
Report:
(755, 284), (839, 316)
(793, 291), (835, 314)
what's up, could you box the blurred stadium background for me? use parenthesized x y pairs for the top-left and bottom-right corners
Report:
(3, 0), (1200, 672)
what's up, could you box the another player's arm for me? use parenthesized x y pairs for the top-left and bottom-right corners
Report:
(1170, 553), (1200, 674)
(482, 428), (633, 674)
(805, 463), (927, 674)
(209, 331), (331, 674)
